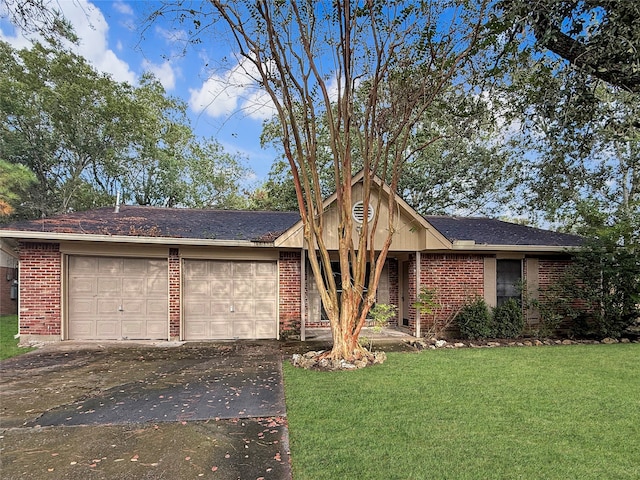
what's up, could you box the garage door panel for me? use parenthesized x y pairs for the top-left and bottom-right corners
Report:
(256, 321), (276, 337)
(69, 276), (96, 295)
(147, 278), (168, 296)
(209, 322), (232, 339)
(97, 299), (119, 315)
(234, 280), (252, 297)
(68, 256), (168, 340)
(183, 259), (277, 340)
(234, 263), (253, 276)
(98, 257), (122, 274)
(97, 277), (120, 296)
(256, 262), (275, 276)
(255, 279), (276, 295)
(69, 299), (95, 315)
(70, 256), (98, 272)
(233, 321), (253, 339)
(122, 278), (145, 297)
(255, 301), (276, 318)
(96, 319), (119, 337)
(185, 302), (206, 316)
(185, 279), (209, 296)
(209, 261), (232, 276)
(121, 320), (145, 338)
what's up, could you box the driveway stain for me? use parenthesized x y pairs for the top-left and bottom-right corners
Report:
(0, 342), (291, 479)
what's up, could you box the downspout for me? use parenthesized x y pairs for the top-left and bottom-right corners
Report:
(415, 251), (421, 338)
(301, 247), (306, 341)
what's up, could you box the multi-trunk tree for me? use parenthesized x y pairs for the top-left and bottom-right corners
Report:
(154, 0), (492, 361)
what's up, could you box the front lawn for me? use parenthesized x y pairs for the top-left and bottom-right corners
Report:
(0, 315), (34, 360)
(284, 344), (640, 479)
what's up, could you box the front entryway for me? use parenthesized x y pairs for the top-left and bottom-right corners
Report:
(183, 260), (278, 340)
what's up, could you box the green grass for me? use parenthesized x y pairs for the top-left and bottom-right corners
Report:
(284, 345), (640, 480)
(0, 315), (34, 360)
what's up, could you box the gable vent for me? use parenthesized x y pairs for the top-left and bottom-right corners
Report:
(352, 201), (375, 224)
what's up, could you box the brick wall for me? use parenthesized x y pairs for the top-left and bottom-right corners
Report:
(279, 251), (301, 334)
(19, 242), (62, 337)
(168, 248), (180, 339)
(419, 253), (485, 333)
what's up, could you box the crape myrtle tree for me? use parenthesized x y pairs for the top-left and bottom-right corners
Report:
(153, 0), (491, 361)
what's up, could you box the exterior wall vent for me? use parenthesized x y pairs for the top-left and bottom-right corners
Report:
(352, 201), (374, 224)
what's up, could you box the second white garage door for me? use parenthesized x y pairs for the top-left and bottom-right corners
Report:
(183, 260), (278, 340)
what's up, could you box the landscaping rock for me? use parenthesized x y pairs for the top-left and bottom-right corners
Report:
(534, 340), (544, 346)
(454, 342), (466, 348)
(435, 339), (447, 348)
(562, 339), (573, 345)
(620, 338), (630, 343)
(602, 337), (618, 344)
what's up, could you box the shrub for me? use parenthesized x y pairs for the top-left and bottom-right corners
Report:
(492, 299), (525, 338)
(456, 298), (492, 339)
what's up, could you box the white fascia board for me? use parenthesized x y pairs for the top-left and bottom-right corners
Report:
(0, 230), (271, 248)
(451, 243), (578, 253)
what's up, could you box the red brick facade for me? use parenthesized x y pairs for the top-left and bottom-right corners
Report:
(279, 251), (302, 334)
(18, 242), (61, 337)
(407, 253), (485, 333)
(13, 240), (578, 341)
(168, 248), (181, 339)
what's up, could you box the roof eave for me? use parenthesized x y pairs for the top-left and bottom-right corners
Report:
(0, 230), (272, 248)
(451, 241), (580, 253)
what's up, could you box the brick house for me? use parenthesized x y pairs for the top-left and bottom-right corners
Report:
(0, 175), (582, 343)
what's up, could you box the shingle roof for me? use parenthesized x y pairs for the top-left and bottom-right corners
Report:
(425, 216), (583, 246)
(1, 206), (583, 248)
(0, 206), (301, 242)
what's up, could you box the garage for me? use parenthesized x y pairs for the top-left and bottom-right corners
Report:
(183, 260), (278, 340)
(67, 256), (169, 340)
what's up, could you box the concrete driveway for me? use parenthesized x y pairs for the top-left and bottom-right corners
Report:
(0, 341), (291, 479)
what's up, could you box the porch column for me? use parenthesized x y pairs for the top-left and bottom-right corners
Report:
(301, 247), (306, 341)
(415, 251), (421, 338)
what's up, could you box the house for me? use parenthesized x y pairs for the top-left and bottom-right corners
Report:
(0, 175), (582, 343)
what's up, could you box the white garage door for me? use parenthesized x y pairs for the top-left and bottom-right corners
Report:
(183, 260), (277, 340)
(68, 256), (168, 340)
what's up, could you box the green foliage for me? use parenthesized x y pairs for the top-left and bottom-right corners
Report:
(565, 234), (639, 339)
(0, 315), (34, 360)
(0, 159), (36, 216)
(455, 298), (492, 340)
(412, 287), (438, 316)
(360, 303), (397, 351)
(492, 299), (525, 339)
(0, 41), (250, 219)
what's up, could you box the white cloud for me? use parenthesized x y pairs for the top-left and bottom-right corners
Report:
(189, 57), (276, 121)
(142, 60), (177, 91)
(0, 0), (136, 85)
(113, 1), (134, 16)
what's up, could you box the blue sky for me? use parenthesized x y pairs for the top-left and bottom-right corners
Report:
(0, 0), (279, 183)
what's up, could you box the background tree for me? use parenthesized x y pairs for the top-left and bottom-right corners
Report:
(0, 40), (251, 219)
(153, 0), (492, 361)
(0, 159), (36, 216)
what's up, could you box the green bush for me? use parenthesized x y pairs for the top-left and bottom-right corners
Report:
(456, 298), (492, 339)
(492, 299), (525, 338)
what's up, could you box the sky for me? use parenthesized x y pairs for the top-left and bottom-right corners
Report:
(0, 0), (279, 183)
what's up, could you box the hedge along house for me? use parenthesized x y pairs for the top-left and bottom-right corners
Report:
(0, 174), (582, 343)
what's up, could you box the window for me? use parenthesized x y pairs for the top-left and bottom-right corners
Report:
(496, 259), (522, 305)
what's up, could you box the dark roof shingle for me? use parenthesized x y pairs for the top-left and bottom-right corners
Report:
(1, 206), (301, 242)
(425, 216), (583, 246)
